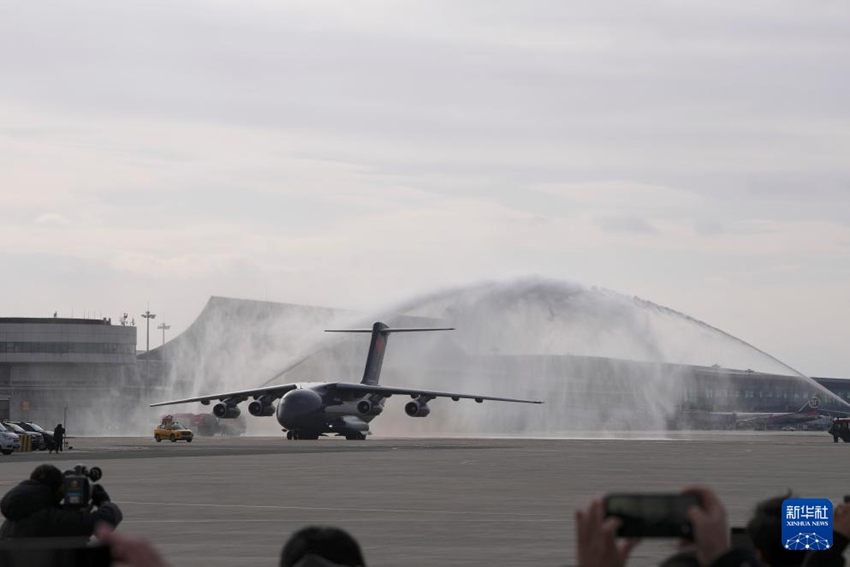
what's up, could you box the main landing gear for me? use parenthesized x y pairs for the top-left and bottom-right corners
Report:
(284, 430), (366, 441)
(285, 430), (319, 441)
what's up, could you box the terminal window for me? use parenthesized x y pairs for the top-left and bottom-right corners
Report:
(1, 342), (134, 355)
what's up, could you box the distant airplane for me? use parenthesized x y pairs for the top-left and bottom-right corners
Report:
(151, 322), (543, 440)
(729, 396), (822, 429)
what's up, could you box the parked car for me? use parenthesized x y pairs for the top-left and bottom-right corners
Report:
(15, 422), (55, 451)
(2, 422), (45, 450)
(0, 423), (20, 455)
(16, 421), (56, 451)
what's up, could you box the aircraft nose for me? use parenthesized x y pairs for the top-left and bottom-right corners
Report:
(279, 389), (323, 428)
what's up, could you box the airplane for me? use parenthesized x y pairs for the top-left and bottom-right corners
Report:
(677, 397), (824, 430)
(150, 322), (543, 440)
(730, 396), (823, 430)
(737, 396), (823, 429)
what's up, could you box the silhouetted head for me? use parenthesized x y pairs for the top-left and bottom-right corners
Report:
(659, 550), (701, 567)
(748, 492), (803, 567)
(30, 464), (64, 501)
(280, 526), (366, 567)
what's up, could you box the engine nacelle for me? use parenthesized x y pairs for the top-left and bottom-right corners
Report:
(355, 399), (383, 416)
(248, 399), (275, 417)
(213, 402), (241, 419)
(404, 400), (430, 418)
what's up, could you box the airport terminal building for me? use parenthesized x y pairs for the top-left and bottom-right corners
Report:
(0, 317), (141, 428)
(1, 298), (849, 434)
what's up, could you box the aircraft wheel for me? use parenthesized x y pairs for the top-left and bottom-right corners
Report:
(345, 433), (365, 441)
(286, 431), (293, 440)
(169, 435), (176, 442)
(155, 435), (161, 443)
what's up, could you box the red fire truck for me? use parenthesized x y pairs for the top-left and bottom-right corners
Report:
(162, 413), (246, 437)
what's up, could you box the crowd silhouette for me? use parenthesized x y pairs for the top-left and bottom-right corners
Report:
(1, 465), (848, 567)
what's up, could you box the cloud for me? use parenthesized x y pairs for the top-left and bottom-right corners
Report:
(34, 213), (71, 226)
(594, 214), (659, 235)
(0, 1), (849, 374)
(110, 251), (258, 281)
(770, 264), (802, 273)
(535, 182), (705, 209)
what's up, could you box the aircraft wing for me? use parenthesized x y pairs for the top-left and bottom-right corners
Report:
(332, 383), (543, 404)
(149, 383), (298, 407)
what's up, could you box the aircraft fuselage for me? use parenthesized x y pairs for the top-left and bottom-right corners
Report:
(274, 382), (383, 440)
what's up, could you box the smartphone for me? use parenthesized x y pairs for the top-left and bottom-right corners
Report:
(0, 539), (111, 567)
(731, 527), (755, 552)
(604, 493), (702, 538)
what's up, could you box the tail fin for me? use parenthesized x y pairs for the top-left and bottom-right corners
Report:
(325, 322), (454, 385)
(797, 396), (821, 413)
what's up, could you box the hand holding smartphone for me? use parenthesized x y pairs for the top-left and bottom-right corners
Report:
(604, 493), (703, 538)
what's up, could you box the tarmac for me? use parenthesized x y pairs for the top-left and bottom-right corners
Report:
(0, 433), (845, 567)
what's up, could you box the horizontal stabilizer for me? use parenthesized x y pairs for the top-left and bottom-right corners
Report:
(326, 321), (453, 385)
(325, 327), (454, 333)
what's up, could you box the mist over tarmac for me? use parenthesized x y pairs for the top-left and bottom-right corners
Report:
(138, 277), (839, 438)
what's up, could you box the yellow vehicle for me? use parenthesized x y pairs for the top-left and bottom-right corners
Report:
(154, 416), (194, 443)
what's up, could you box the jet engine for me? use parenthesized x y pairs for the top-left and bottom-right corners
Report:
(248, 398), (275, 417)
(356, 400), (383, 416)
(404, 400), (430, 418)
(213, 402), (241, 419)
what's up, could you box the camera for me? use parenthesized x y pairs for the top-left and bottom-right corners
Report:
(604, 493), (703, 538)
(62, 465), (103, 509)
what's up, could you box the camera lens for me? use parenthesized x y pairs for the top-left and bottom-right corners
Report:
(89, 467), (102, 482)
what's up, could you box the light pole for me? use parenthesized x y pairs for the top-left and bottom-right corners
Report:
(158, 322), (171, 346)
(141, 310), (156, 354)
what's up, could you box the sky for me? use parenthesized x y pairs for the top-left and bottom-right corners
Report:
(0, 1), (848, 376)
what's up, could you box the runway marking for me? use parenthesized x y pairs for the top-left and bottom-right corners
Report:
(120, 500), (552, 518)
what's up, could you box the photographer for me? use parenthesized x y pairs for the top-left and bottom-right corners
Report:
(0, 464), (122, 539)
